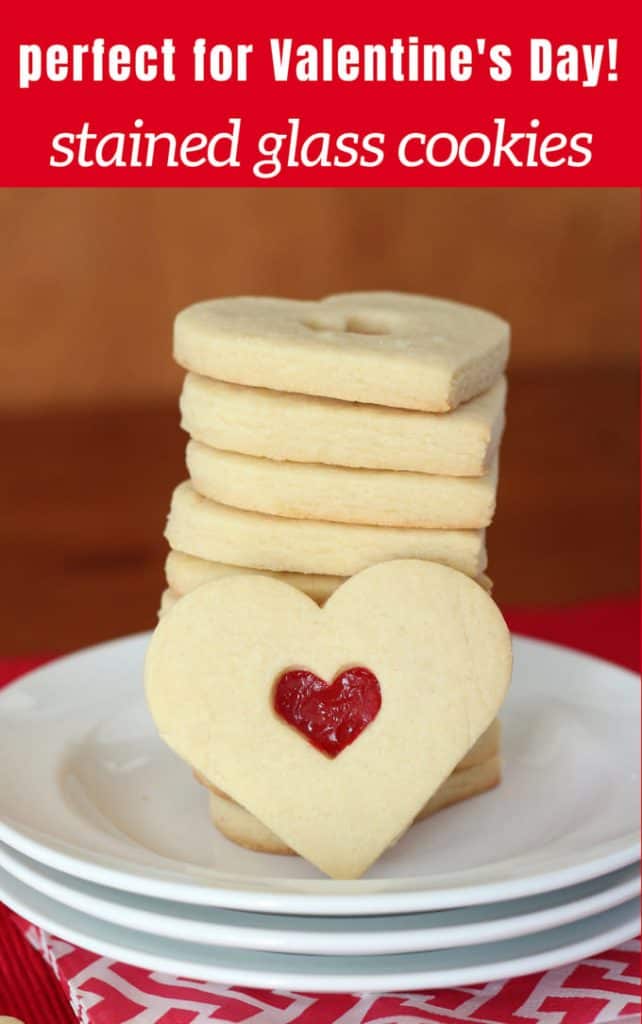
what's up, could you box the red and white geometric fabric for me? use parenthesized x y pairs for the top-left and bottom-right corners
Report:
(15, 920), (642, 1024)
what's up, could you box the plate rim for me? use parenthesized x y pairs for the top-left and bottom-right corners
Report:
(0, 631), (639, 915)
(0, 817), (637, 913)
(0, 841), (638, 956)
(0, 865), (638, 993)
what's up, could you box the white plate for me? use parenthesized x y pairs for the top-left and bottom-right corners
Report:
(0, 842), (637, 955)
(0, 866), (638, 992)
(0, 633), (639, 914)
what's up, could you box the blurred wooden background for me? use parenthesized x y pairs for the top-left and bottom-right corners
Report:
(0, 188), (639, 653)
(0, 188), (638, 410)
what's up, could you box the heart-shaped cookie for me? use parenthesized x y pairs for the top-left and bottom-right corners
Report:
(145, 559), (511, 879)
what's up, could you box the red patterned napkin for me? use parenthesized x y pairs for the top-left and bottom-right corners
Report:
(6, 920), (642, 1024)
(0, 599), (639, 1024)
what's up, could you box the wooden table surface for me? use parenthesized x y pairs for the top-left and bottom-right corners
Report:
(0, 367), (638, 655)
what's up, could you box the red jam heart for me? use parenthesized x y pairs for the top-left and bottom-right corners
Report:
(274, 666), (381, 757)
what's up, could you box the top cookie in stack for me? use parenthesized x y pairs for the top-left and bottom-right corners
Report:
(162, 291), (509, 611)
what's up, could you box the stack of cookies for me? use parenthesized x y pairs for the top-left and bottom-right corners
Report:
(160, 291), (510, 855)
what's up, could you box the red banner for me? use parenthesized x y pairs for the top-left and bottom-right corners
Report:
(0, 0), (639, 185)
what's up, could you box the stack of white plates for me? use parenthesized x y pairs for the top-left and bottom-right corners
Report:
(0, 634), (639, 992)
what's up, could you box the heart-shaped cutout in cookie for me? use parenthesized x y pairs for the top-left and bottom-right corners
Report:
(274, 666), (382, 756)
(145, 559), (511, 879)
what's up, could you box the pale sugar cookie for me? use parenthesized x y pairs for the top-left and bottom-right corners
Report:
(165, 482), (487, 578)
(165, 550), (343, 604)
(145, 560), (511, 878)
(193, 718), (501, 793)
(174, 292), (509, 412)
(160, 559), (492, 617)
(158, 588), (179, 617)
(180, 373), (506, 477)
(187, 440), (499, 528)
(208, 756), (502, 856)
(459, 716), (500, 769)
